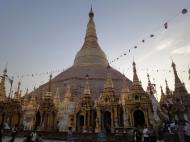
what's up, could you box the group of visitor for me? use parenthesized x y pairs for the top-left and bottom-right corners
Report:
(1, 121), (190, 142)
(22, 129), (42, 142)
(163, 120), (190, 142)
(131, 121), (190, 142)
(132, 125), (158, 142)
(0, 124), (18, 142)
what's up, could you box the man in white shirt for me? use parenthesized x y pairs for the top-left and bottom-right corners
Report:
(143, 125), (150, 142)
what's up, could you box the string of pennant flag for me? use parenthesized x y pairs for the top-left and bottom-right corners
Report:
(7, 67), (189, 80)
(109, 8), (189, 64)
(2, 7), (190, 84)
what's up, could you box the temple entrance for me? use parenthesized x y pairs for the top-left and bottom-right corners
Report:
(133, 110), (145, 128)
(76, 113), (84, 132)
(47, 112), (56, 130)
(93, 110), (97, 132)
(11, 113), (20, 127)
(35, 111), (41, 129)
(119, 106), (124, 127)
(0, 112), (5, 125)
(103, 111), (111, 133)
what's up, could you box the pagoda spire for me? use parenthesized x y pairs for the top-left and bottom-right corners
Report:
(133, 61), (140, 84)
(0, 68), (7, 101)
(104, 66), (114, 89)
(25, 88), (29, 96)
(160, 86), (166, 103)
(172, 61), (182, 86)
(48, 74), (52, 92)
(171, 60), (187, 94)
(14, 81), (21, 100)
(84, 74), (91, 95)
(160, 86), (164, 96)
(74, 6), (108, 66)
(147, 73), (153, 94)
(165, 79), (172, 96)
(82, 6), (99, 49)
(131, 61), (145, 93)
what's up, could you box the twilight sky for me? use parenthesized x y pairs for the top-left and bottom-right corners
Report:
(0, 0), (190, 99)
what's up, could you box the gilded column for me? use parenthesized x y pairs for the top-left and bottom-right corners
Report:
(145, 110), (149, 126)
(88, 110), (91, 132)
(95, 108), (101, 132)
(83, 112), (87, 132)
(124, 107), (129, 127)
(111, 108), (114, 128)
(130, 110), (133, 127)
(114, 107), (118, 127)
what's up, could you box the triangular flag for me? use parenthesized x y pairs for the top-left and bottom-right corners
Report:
(164, 22), (168, 29)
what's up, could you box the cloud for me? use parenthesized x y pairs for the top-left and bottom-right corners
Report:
(171, 45), (190, 54)
(156, 40), (173, 51)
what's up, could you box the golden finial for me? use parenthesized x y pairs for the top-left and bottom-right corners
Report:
(89, 0), (94, 18)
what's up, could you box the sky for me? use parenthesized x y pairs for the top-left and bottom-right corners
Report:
(0, 0), (190, 99)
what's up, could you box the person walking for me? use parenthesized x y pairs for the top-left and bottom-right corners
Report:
(143, 125), (150, 142)
(30, 129), (38, 142)
(67, 127), (73, 142)
(132, 128), (141, 142)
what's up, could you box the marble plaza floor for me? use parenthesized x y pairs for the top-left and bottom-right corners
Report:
(3, 137), (66, 142)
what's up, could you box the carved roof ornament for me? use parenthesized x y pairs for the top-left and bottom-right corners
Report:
(54, 87), (61, 107)
(64, 84), (72, 102)
(28, 94), (37, 110)
(44, 74), (53, 98)
(79, 75), (93, 108)
(104, 65), (114, 89)
(119, 75), (129, 105)
(83, 74), (91, 95)
(121, 75), (129, 93)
